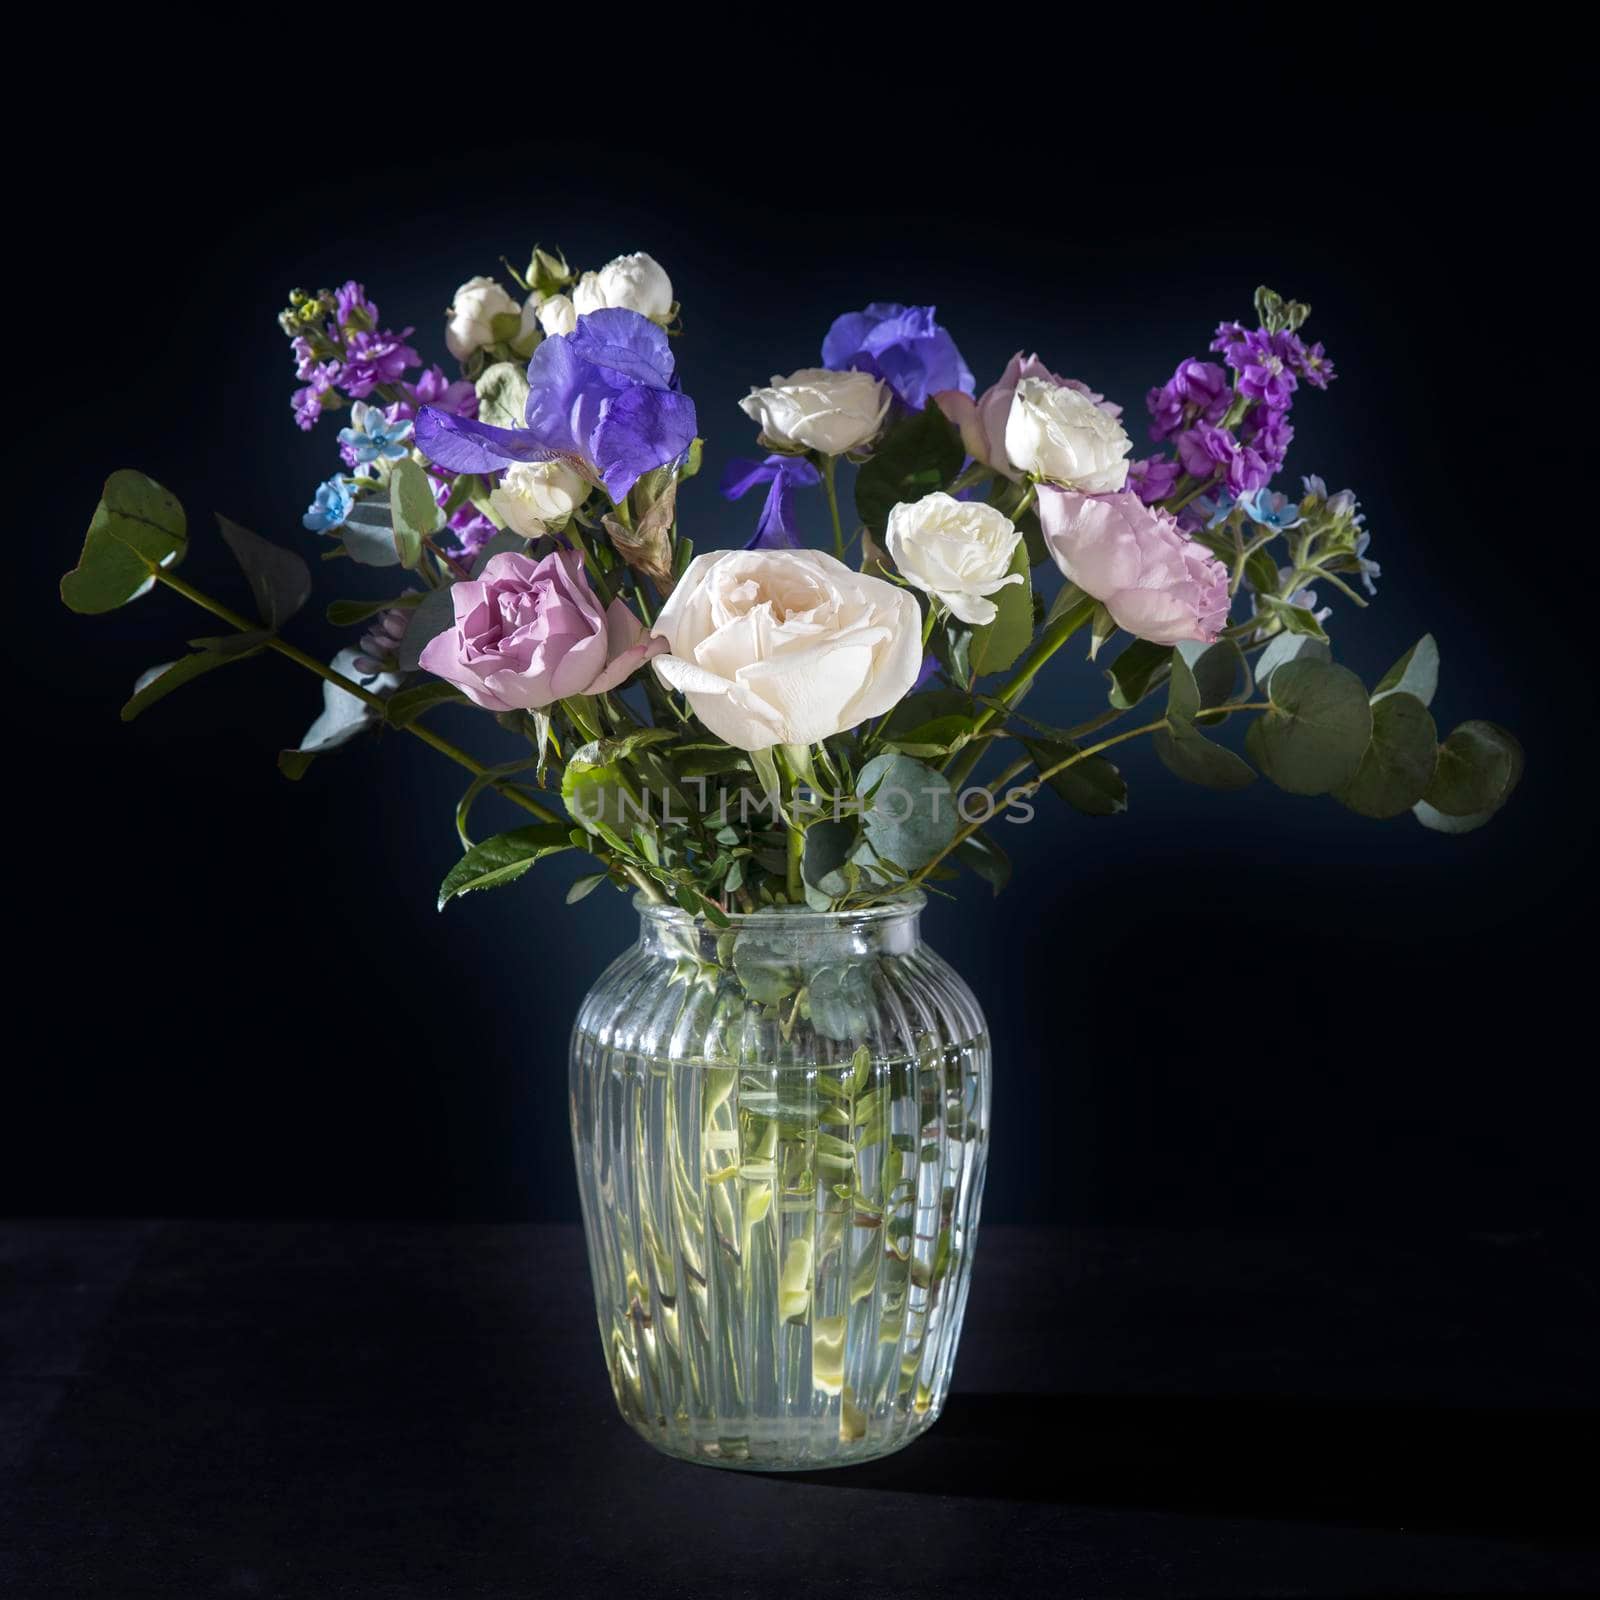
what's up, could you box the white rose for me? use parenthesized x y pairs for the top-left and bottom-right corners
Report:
(884, 492), (1024, 626)
(570, 251), (674, 321)
(740, 368), (891, 456)
(1004, 376), (1132, 492)
(652, 548), (922, 751)
(535, 292), (577, 338)
(445, 276), (532, 362)
(489, 460), (591, 535)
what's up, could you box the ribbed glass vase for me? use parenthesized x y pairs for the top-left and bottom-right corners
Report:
(569, 893), (990, 1470)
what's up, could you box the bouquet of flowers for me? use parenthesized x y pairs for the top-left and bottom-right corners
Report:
(61, 248), (1522, 917)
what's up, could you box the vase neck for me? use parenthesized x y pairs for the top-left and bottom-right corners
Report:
(634, 895), (925, 962)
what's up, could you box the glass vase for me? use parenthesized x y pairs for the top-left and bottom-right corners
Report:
(568, 892), (990, 1470)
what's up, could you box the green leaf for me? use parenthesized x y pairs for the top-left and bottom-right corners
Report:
(566, 871), (609, 904)
(1244, 546), (1280, 596)
(1257, 594), (1330, 642)
(453, 758), (542, 848)
(119, 636), (269, 722)
(884, 689), (974, 737)
(1165, 649), (1203, 725)
(731, 938), (799, 1005)
(883, 713), (974, 759)
(436, 824), (574, 910)
(562, 740), (646, 847)
(1105, 638), (1173, 710)
(326, 593), (423, 627)
(1153, 722), (1257, 791)
(967, 541), (1033, 677)
(1254, 630), (1329, 691)
(1020, 736), (1128, 817)
(217, 516), (311, 628)
(802, 818), (860, 898)
(853, 404), (964, 535)
(808, 963), (876, 1043)
(338, 499), (405, 568)
(855, 753), (957, 872)
(277, 749), (316, 781)
(1372, 634), (1440, 708)
(397, 585), (458, 672)
(61, 471), (188, 614)
(385, 679), (469, 727)
(389, 458), (443, 569)
(1336, 692), (1438, 819)
(1245, 658), (1373, 796)
(1422, 720), (1524, 818)
(1175, 637), (1247, 714)
(954, 831), (1011, 894)
(474, 362), (530, 430)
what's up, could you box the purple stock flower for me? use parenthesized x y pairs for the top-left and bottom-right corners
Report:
(1216, 327), (1300, 408)
(1146, 358), (1230, 442)
(1177, 422), (1270, 496)
(722, 454), (822, 550)
(385, 365), (478, 423)
(447, 507), (499, 567)
(1297, 341), (1335, 389)
(416, 308), (697, 503)
(1241, 403), (1294, 470)
(1127, 455), (1182, 504)
(911, 651), (939, 693)
(822, 303), (974, 411)
(340, 327), (420, 398)
(335, 280), (379, 328)
(292, 362), (340, 431)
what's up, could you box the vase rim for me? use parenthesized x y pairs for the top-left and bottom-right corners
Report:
(633, 891), (925, 928)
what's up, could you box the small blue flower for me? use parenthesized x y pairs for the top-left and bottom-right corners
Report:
(1353, 530), (1381, 596)
(1236, 488), (1303, 532)
(337, 401), (414, 465)
(303, 475), (356, 533)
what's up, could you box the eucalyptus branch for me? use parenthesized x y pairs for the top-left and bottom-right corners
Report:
(942, 592), (1096, 786)
(152, 570), (565, 825)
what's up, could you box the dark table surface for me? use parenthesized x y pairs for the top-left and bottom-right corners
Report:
(2, 1221), (1597, 1598)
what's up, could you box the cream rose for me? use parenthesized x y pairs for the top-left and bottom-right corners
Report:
(651, 548), (922, 750)
(884, 492), (1023, 625)
(740, 368), (890, 456)
(535, 292), (577, 338)
(488, 459), (590, 535)
(444, 276), (532, 362)
(1004, 377), (1132, 492)
(570, 251), (674, 321)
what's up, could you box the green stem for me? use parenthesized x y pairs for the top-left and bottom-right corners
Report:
(942, 592), (1097, 786)
(154, 570), (564, 825)
(820, 453), (845, 562)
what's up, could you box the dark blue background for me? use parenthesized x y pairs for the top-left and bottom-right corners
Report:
(9, 68), (1586, 1232)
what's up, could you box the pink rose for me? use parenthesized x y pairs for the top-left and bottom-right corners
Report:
(1038, 489), (1230, 646)
(935, 353), (1123, 481)
(419, 549), (665, 712)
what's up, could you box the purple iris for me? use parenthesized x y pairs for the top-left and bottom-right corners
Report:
(722, 454), (822, 549)
(822, 303), (974, 411)
(415, 309), (697, 503)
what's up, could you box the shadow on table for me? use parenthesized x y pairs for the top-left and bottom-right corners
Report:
(785, 1392), (1600, 1542)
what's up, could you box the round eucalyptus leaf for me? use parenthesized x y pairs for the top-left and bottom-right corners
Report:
(1337, 691), (1438, 819)
(475, 361), (531, 430)
(1254, 631), (1329, 692)
(1153, 723), (1257, 791)
(60, 471), (188, 614)
(1245, 658), (1372, 795)
(802, 818), (859, 898)
(1413, 799), (1498, 835)
(1422, 720), (1524, 817)
(1372, 633), (1439, 708)
(856, 754), (957, 872)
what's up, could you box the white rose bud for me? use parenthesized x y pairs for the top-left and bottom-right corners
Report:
(740, 368), (891, 456)
(885, 492), (1024, 626)
(445, 276), (525, 363)
(489, 460), (592, 536)
(1004, 377), (1132, 492)
(652, 548), (922, 750)
(570, 251), (674, 321)
(535, 293), (577, 338)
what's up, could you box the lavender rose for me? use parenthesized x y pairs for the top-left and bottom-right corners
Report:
(1039, 489), (1230, 646)
(419, 549), (665, 712)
